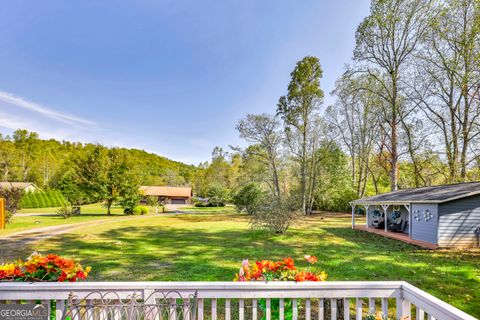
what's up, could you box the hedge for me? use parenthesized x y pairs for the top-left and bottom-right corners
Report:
(20, 190), (67, 208)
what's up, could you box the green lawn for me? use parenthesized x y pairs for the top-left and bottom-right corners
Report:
(180, 205), (236, 213)
(2, 204), (158, 235)
(1, 212), (479, 317)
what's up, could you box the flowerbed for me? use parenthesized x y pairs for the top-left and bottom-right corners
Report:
(0, 252), (90, 282)
(234, 255), (327, 282)
(234, 256), (327, 320)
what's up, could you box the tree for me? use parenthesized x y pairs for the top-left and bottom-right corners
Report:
(13, 129), (39, 181)
(327, 72), (380, 197)
(277, 56), (324, 213)
(353, 0), (434, 190)
(411, 0), (480, 182)
(74, 146), (140, 215)
(0, 186), (24, 223)
(232, 182), (264, 215)
(236, 114), (283, 197)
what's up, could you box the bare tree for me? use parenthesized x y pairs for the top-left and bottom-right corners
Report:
(354, 0), (434, 190)
(236, 113), (283, 198)
(410, 0), (480, 182)
(327, 72), (380, 196)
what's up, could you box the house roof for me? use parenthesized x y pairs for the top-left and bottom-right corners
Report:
(0, 182), (39, 190)
(140, 186), (192, 198)
(351, 181), (480, 205)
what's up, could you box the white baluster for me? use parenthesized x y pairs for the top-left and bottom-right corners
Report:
(368, 298), (375, 314)
(318, 299), (324, 320)
(225, 299), (231, 320)
(305, 299), (311, 320)
(355, 299), (362, 320)
(252, 299), (257, 320)
(292, 299), (298, 320)
(239, 299), (244, 320)
(211, 299), (217, 320)
(381, 298), (388, 317)
(266, 299), (272, 320)
(278, 299), (283, 320)
(55, 299), (65, 320)
(416, 307), (425, 320)
(197, 299), (204, 320)
(330, 299), (337, 320)
(343, 298), (350, 320)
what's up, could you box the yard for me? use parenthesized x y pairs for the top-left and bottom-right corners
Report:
(1, 211), (479, 317)
(1, 203), (165, 235)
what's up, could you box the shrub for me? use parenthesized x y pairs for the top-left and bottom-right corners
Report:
(56, 203), (74, 219)
(194, 201), (208, 207)
(249, 196), (298, 234)
(120, 189), (142, 215)
(133, 206), (149, 215)
(233, 183), (264, 215)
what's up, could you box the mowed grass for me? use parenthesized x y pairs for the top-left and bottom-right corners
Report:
(2, 204), (153, 235)
(180, 205), (236, 213)
(3, 212), (479, 317)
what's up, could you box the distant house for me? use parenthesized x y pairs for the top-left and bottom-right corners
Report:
(351, 181), (480, 248)
(140, 186), (193, 205)
(0, 182), (40, 193)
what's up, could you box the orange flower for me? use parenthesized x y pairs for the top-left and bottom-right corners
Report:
(304, 255), (318, 264)
(283, 257), (296, 270)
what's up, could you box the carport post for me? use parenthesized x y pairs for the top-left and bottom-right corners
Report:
(351, 204), (355, 229)
(364, 205), (370, 228)
(381, 204), (389, 232)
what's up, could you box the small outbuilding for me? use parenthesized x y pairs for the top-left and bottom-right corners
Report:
(140, 186), (193, 205)
(351, 182), (480, 248)
(0, 182), (41, 193)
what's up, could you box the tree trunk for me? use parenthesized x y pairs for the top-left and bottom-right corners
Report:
(390, 75), (399, 191)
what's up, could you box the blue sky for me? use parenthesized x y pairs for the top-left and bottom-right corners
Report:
(0, 0), (370, 164)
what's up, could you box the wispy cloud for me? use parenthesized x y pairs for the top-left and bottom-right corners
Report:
(0, 91), (94, 126)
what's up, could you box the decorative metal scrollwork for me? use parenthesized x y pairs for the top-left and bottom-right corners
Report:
(423, 210), (433, 222)
(63, 290), (198, 320)
(413, 210), (421, 221)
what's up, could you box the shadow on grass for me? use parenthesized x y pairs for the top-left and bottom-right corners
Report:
(4, 217), (479, 317)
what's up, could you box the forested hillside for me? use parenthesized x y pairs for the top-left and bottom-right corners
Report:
(0, 129), (195, 188)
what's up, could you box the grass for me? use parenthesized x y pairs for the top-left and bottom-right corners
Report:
(180, 205), (236, 213)
(1, 204), (159, 235)
(1, 212), (479, 317)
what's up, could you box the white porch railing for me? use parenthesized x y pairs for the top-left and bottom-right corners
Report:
(0, 281), (476, 320)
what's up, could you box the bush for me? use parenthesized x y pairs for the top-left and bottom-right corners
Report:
(133, 206), (149, 215)
(56, 203), (74, 219)
(194, 202), (208, 207)
(233, 183), (264, 215)
(249, 196), (298, 234)
(120, 189), (142, 215)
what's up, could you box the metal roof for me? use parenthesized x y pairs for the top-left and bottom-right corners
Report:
(351, 181), (480, 205)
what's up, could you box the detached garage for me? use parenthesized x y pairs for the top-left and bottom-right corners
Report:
(140, 186), (193, 205)
(351, 182), (480, 248)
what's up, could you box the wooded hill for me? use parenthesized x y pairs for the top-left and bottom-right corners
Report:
(0, 129), (195, 189)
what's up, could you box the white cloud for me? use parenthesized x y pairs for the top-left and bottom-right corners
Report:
(0, 91), (94, 126)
